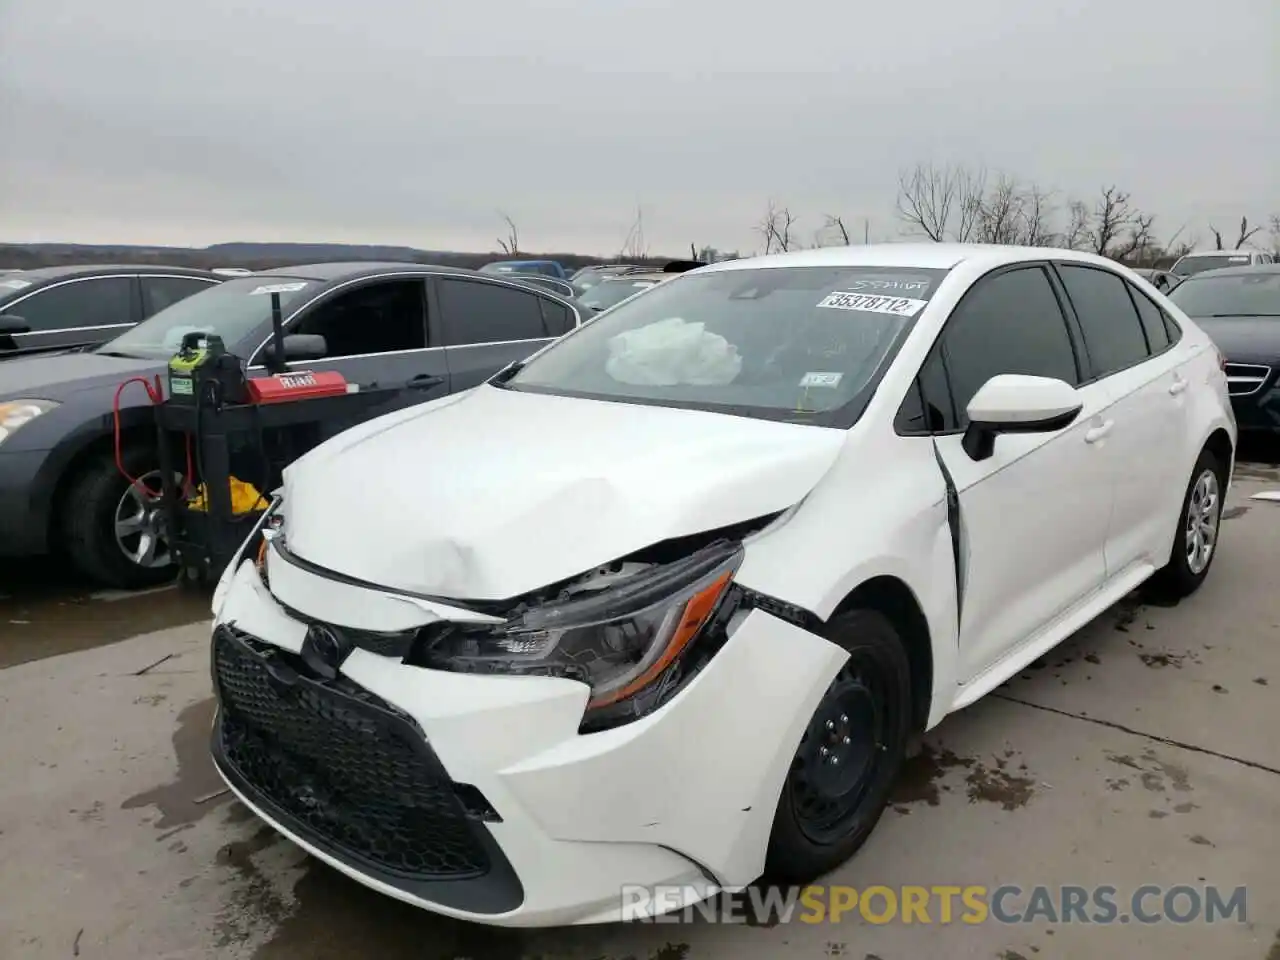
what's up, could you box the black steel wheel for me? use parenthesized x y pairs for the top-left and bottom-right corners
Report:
(765, 608), (912, 883)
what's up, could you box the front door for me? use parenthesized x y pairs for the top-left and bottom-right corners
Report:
(249, 276), (450, 438)
(910, 264), (1114, 680)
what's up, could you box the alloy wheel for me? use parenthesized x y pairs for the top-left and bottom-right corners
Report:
(1185, 468), (1220, 576)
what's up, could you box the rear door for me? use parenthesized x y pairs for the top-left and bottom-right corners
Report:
(247, 276), (450, 431)
(0, 275), (138, 357)
(1052, 262), (1189, 578)
(431, 276), (567, 389)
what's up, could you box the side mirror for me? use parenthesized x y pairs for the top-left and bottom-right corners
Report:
(263, 334), (327, 363)
(962, 374), (1083, 461)
(0, 315), (31, 335)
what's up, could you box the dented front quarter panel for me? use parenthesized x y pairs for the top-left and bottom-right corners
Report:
(735, 410), (962, 731)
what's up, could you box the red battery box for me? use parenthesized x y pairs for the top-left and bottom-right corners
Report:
(246, 370), (352, 405)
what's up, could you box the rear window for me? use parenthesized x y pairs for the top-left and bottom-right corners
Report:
(578, 279), (658, 312)
(1171, 253), (1255, 276)
(1168, 272), (1280, 317)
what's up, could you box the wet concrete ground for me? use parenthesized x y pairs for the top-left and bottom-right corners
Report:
(2, 457), (1279, 959)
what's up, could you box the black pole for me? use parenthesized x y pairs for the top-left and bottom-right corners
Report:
(269, 291), (285, 372)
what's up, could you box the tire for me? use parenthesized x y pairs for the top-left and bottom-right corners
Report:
(1150, 447), (1227, 600)
(763, 608), (912, 884)
(59, 446), (178, 590)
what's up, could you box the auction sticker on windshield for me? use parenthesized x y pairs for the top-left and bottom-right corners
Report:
(817, 292), (928, 317)
(839, 277), (932, 293)
(249, 282), (309, 296)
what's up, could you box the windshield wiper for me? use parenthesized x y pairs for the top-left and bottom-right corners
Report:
(488, 359), (526, 387)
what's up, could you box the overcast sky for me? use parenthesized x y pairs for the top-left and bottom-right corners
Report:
(1, 0), (1276, 256)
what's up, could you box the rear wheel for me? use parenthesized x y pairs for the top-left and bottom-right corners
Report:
(59, 447), (179, 589)
(764, 608), (912, 884)
(1151, 448), (1227, 599)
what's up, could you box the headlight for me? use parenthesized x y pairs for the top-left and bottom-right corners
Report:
(418, 540), (743, 727)
(0, 399), (58, 445)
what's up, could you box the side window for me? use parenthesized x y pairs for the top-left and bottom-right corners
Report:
(894, 347), (956, 434)
(438, 279), (548, 346)
(1162, 309), (1183, 344)
(289, 279), (426, 358)
(10, 277), (133, 332)
(1126, 282), (1171, 352)
(1057, 265), (1151, 377)
(142, 277), (216, 317)
(538, 297), (573, 336)
(940, 266), (1079, 429)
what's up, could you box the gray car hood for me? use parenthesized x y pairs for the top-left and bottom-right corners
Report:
(0, 351), (163, 401)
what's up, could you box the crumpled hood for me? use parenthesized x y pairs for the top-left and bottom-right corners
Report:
(282, 385), (847, 601)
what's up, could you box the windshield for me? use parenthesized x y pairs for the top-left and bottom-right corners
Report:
(504, 265), (951, 426)
(1172, 254), (1254, 276)
(578, 278), (658, 311)
(99, 276), (316, 358)
(1169, 272), (1280, 317)
(0, 275), (35, 304)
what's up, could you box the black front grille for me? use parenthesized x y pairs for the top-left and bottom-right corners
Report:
(213, 627), (489, 880)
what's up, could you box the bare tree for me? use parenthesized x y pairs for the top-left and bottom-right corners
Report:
(1067, 186), (1155, 261)
(757, 201), (798, 253)
(822, 214), (851, 245)
(1209, 215), (1264, 250)
(619, 206), (649, 260)
(1063, 200), (1092, 251)
(974, 174), (1022, 244)
(1161, 223), (1197, 261)
(895, 162), (987, 242)
(496, 212), (520, 255)
(1271, 213), (1280, 255)
(1088, 186), (1131, 256)
(1019, 185), (1056, 246)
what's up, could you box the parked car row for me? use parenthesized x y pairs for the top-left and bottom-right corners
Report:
(0, 262), (584, 587)
(209, 242), (1236, 928)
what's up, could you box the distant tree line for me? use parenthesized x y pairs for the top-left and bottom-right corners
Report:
(4, 167), (1276, 272)
(757, 161), (1280, 268)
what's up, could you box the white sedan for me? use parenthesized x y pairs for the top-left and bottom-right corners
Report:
(211, 243), (1235, 927)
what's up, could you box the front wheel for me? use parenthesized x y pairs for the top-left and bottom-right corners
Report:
(764, 608), (912, 884)
(1150, 448), (1227, 599)
(59, 448), (180, 589)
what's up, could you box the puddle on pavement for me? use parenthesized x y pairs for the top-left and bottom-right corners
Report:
(123, 697), (230, 829)
(891, 744), (1036, 812)
(0, 558), (210, 668)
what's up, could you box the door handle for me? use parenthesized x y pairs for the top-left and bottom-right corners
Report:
(1084, 420), (1114, 443)
(1169, 376), (1188, 396)
(407, 374), (444, 390)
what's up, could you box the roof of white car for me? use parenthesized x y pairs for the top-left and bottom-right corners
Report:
(1175, 249), (1260, 259)
(697, 243), (1125, 273)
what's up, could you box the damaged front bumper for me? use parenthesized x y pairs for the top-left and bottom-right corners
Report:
(210, 540), (847, 927)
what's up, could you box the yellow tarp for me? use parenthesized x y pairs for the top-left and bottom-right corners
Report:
(187, 477), (266, 515)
